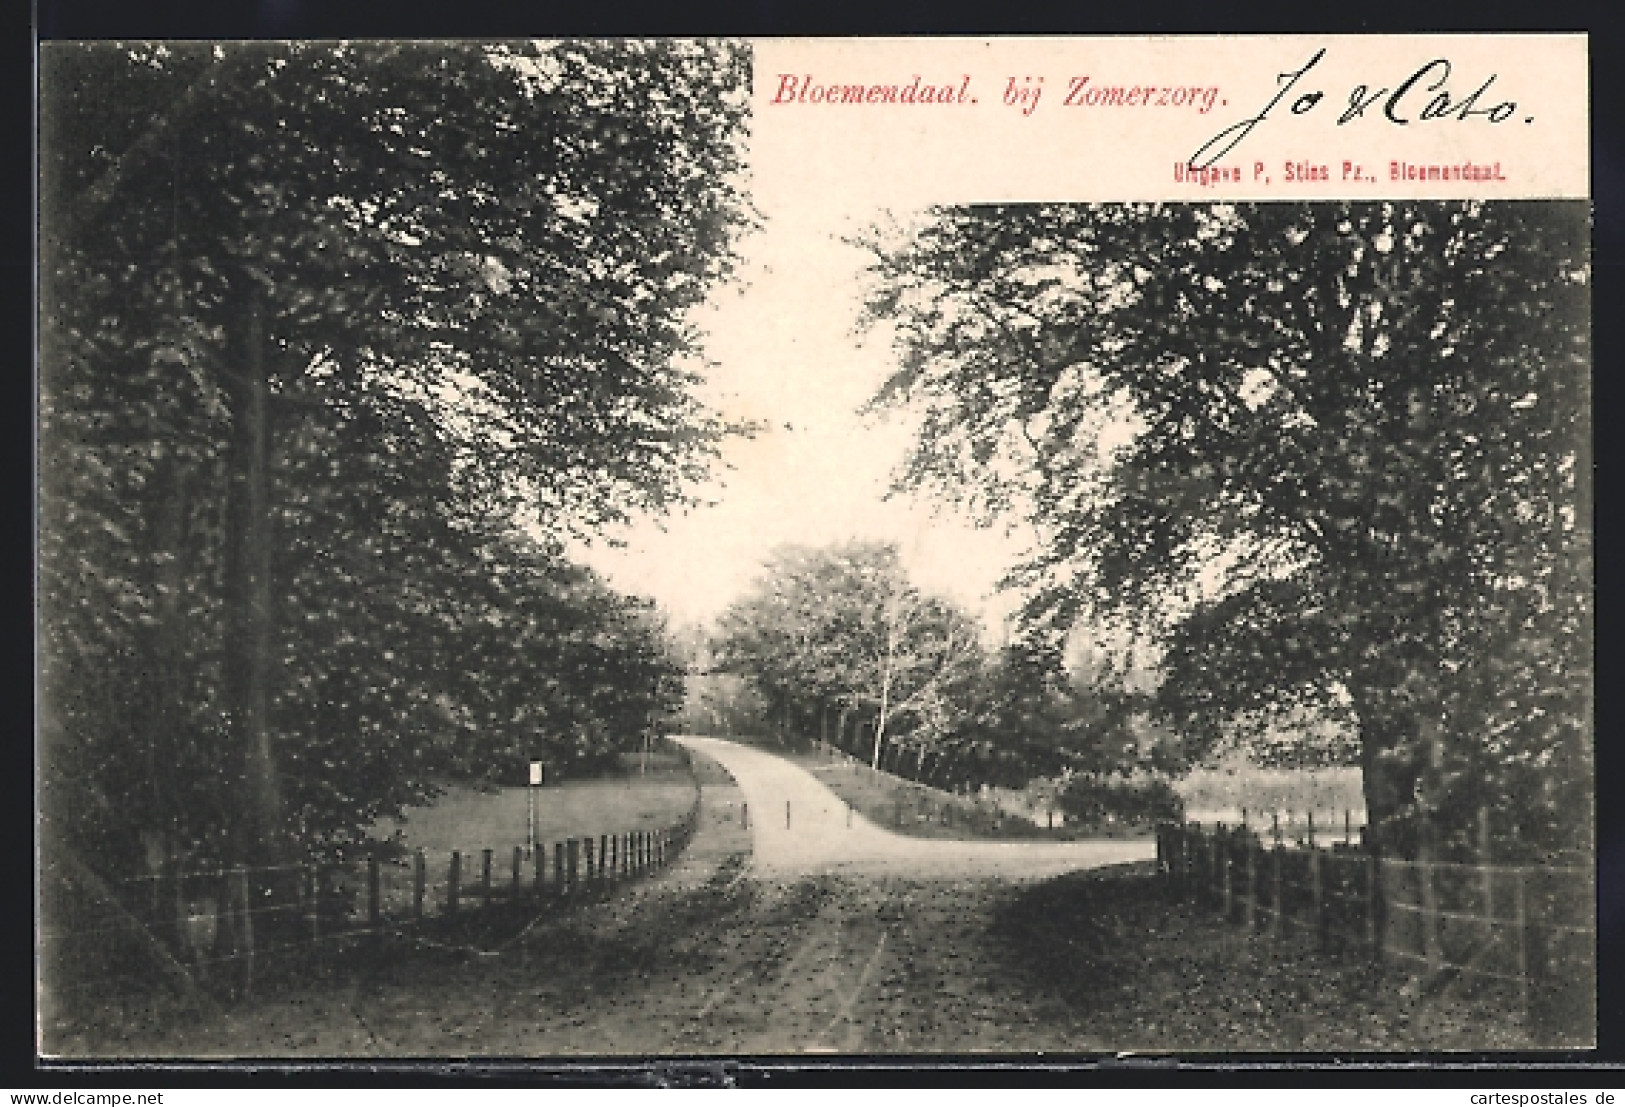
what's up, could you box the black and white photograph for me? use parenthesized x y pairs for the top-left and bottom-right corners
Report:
(36, 37), (1594, 1059)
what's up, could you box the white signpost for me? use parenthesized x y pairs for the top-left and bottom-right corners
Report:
(528, 760), (543, 856)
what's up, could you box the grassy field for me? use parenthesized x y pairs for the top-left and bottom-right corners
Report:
(363, 750), (699, 914)
(1174, 760), (1367, 833)
(374, 752), (697, 856)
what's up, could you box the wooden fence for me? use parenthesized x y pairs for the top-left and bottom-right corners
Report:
(41, 798), (701, 1009)
(1155, 818), (1595, 1041)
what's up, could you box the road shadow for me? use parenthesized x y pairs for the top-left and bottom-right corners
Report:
(984, 864), (1534, 1051)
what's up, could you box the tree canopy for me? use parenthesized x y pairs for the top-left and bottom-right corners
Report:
(39, 40), (751, 873)
(712, 542), (984, 767)
(862, 201), (1591, 853)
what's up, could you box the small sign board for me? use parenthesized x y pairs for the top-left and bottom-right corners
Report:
(529, 761), (544, 787)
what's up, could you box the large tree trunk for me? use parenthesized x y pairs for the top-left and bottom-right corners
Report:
(1353, 684), (1425, 855)
(221, 278), (283, 867)
(148, 458), (192, 857)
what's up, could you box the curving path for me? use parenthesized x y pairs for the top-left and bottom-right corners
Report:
(675, 735), (1153, 879)
(71, 737), (1154, 1056)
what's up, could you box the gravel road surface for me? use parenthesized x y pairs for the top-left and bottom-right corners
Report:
(677, 736), (1152, 879)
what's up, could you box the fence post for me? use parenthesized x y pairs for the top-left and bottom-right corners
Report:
(308, 863), (322, 945)
(1417, 814), (1443, 977)
(481, 848), (494, 907)
(607, 834), (617, 882)
(1512, 861), (1531, 1025)
(447, 852), (462, 916)
(533, 843), (544, 897)
(1270, 844), (1283, 941)
(1308, 845), (1326, 950)
(1209, 825), (1221, 907)
(741, 803), (749, 830)
(1372, 845), (1388, 962)
(566, 838), (579, 894)
(554, 842), (565, 897)
(1307, 810), (1316, 850)
(413, 849), (426, 919)
(600, 835), (610, 886)
(235, 867), (255, 1000)
(1364, 845), (1380, 959)
(512, 846), (523, 898)
(367, 856), (381, 930)
(1243, 839), (1258, 930)
(584, 837), (596, 885)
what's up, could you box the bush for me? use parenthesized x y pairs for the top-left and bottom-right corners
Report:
(1057, 774), (1184, 828)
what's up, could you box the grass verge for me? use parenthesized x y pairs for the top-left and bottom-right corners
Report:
(770, 744), (1151, 843)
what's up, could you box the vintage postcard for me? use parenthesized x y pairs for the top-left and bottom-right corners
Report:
(36, 34), (1592, 1060)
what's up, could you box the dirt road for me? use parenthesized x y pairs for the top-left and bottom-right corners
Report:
(678, 736), (1151, 879)
(53, 739), (1524, 1056)
(55, 739), (1156, 1056)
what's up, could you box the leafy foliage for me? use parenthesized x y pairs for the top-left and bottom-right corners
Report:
(862, 202), (1590, 852)
(39, 41), (749, 871)
(713, 541), (986, 766)
(1055, 775), (1184, 828)
(710, 541), (1165, 794)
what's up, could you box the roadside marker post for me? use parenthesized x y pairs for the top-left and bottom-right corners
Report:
(528, 760), (544, 857)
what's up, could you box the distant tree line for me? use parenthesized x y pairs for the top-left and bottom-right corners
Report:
(706, 540), (1185, 805)
(38, 40), (751, 877)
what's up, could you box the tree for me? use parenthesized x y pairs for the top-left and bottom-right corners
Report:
(39, 40), (751, 871)
(862, 201), (1590, 853)
(713, 541), (984, 767)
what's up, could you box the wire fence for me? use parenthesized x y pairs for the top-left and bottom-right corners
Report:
(40, 776), (704, 1012)
(1155, 814), (1595, 1042)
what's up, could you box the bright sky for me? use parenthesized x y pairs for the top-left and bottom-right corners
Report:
(570, 194), (1031, 633)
